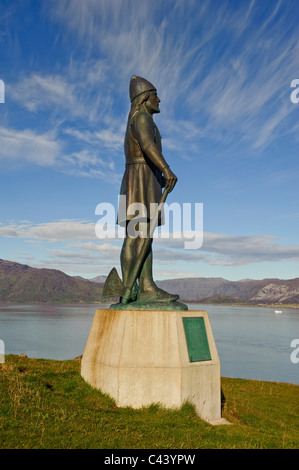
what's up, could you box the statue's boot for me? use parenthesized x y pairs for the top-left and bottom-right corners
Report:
(137, 286), (179, 303)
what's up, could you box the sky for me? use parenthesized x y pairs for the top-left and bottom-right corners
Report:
(0, 0), (298, 281)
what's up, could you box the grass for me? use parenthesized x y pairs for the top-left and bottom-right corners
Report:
(0, 355), (298, 449)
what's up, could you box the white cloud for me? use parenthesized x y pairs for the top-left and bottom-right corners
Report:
(0, 220), (96, 242)
(0, 127), (60, 167)
(48, 243), (120, 265)
(1, 219), (299, 267)
(155, 231), (299, 266)
(154, 269), (202, 279)
(9, 73), (79, 114)
(0, 124), (122, 181)
(64, 128), (123, 152)
(184, 2), (299, 150)
(43, 0), (299, 156)
(5, 0), (297, 183)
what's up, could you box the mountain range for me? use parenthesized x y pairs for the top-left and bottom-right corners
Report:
(0, 259), (298, 306)
(0, 259), (102, 303)
(157, 277), (299, 305)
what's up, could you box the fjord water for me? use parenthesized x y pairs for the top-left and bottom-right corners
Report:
(0, 303), (298, 385)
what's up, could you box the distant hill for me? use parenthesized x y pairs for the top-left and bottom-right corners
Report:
(89, 275), (107, 283)
(0, 259), (298, 305)
(157, 277), (299, 305)
(0, 259), (103, 303)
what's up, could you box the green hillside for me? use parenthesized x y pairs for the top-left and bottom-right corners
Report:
(1, 355), (298, 449)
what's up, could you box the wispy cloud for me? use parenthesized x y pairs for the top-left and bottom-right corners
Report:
(9, 74), (79, 114)
(1, 0), (298, 282)
(42, 0), (299, 156)
(64, 128), (123, 152)
(184, 3), (299, 150)
(0, 2), (16, 46)
(0, 127), (60, 167)
(7, 63), (124, 179)
(0, 124), (121, 181)
(4, 0), (298, 183)
(1, 219), (299, 268)
(0, 220), (97, 242)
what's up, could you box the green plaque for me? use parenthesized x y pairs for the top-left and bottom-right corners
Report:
(183, 317), (211, 362)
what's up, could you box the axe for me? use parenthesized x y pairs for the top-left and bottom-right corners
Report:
(102, 187), (169, 304)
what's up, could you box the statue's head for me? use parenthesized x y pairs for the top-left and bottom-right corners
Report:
(130, 75), (156, 102)
(129, 75), (160, 114)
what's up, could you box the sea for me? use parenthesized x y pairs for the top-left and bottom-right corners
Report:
(0, 303), (298, 385)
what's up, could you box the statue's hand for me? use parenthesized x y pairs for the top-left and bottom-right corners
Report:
(163, 166), (178, 193)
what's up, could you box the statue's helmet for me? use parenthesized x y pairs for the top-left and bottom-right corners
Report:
(129, 75), (156, 103)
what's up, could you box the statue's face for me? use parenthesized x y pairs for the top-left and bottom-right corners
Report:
(145, 90), (160, 114)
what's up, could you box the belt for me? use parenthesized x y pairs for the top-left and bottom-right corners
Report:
(125, 160), (147, 166)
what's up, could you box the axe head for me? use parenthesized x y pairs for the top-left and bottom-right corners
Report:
(101, 267), (124, 298)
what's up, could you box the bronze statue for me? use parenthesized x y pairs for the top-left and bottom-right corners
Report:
(103, 76), (187, 310)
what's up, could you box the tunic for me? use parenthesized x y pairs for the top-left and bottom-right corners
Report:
(117, 110), (167, 227)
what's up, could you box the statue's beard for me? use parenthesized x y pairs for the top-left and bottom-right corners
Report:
(144, 101), (160, 114)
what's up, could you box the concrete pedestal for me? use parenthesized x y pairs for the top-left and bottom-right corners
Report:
(81, 309), (227, 424)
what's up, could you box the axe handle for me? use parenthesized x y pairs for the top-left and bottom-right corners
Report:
(121, 188), (169, 303)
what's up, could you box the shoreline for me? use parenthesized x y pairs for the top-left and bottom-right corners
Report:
(0, 300), (299, 309)
(185, 301), (299, 309)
